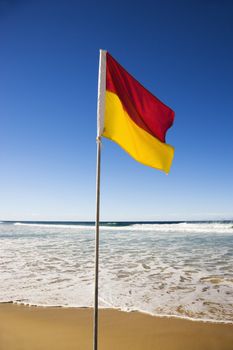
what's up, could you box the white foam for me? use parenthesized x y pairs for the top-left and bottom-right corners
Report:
(130, 222), (233, 234)
(13, 222), (91, 229)
(0, 222), (233, 323)
(12, 221), (233, 235)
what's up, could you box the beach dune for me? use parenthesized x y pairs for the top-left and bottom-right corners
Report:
(0, 304), (233, 350)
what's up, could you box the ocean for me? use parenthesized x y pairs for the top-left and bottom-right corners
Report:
(0, 221), (233, 323)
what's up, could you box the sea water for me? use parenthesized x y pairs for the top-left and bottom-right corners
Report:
(0, 221), (233, 322)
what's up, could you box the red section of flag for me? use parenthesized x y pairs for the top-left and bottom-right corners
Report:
(106, 53), (174, 143)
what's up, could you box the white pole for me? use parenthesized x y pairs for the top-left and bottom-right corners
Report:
(93, 49), (106, 350)
(93, 136), (101, 350)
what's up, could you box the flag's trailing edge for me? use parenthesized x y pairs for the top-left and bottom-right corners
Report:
(97, 50), (175, 173)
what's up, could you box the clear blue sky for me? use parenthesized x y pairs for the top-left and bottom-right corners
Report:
(0, 0), (233, 221)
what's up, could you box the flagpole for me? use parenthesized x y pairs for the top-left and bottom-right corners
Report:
(93, 135), (101, 350)
(94, 49), (106, 350)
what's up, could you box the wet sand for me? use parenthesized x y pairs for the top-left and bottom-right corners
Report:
(0, 303), (233, 350)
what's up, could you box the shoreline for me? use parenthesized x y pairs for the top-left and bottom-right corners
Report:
(1, 301), (233, 325)
(0, 304), (233, 350)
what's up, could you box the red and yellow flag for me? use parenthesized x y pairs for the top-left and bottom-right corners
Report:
(97, 51), (175, 173)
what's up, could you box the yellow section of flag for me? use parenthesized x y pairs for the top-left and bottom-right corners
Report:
(103, 91), (174, 173)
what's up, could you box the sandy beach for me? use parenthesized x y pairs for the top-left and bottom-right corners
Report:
(0, 304), (233, 350)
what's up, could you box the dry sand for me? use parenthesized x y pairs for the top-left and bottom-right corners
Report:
(0, 303), (233, 350)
